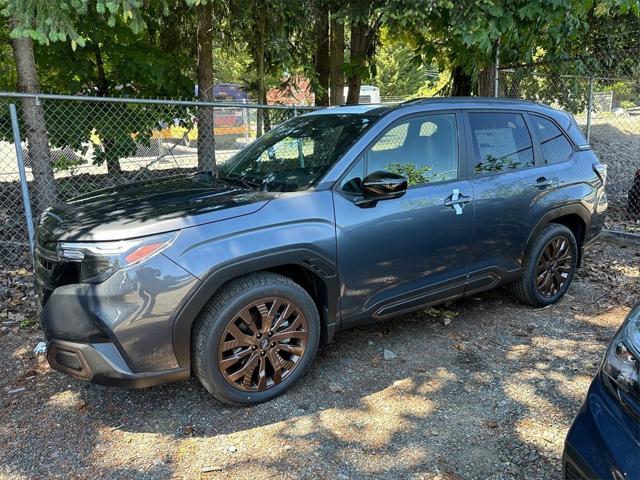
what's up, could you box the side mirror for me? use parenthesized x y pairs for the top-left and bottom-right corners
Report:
(361, 170), (408, 200)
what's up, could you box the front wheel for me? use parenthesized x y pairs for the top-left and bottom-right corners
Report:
(509, 224), (578, 307)
(192, 272), (320, 405)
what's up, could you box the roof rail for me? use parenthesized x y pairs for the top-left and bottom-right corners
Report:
(400, 97), (430, 105)
(398, 96), (550, 107)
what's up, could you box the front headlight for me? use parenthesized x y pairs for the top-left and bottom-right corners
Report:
(57, 231), (178, 283)
(602, 304), (640, 403)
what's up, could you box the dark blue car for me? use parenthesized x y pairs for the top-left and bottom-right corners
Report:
(35, 98), (608, 404)
(564, 303), (640, 480)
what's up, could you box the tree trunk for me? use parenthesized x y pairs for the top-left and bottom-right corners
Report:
(197, 2), (216, 172)
(11, 31), (57, 214)
(93, 44), (110, 97)
(345, 20), (367, 105)
(477, 65), (495, 97)
(329, 12), (344, 105)
(313, 3), (329, 106)
(254, 13), (266, 137)
(92, 44), (122, 175)
(451, 66), (473, 96)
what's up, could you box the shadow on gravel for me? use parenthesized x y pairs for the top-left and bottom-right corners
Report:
(0, 237), (637, 478)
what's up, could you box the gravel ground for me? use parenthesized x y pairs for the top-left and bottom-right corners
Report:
(1, 235), (639, 480)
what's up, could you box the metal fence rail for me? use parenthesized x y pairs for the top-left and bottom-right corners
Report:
(0, 93), (315, 270)
(497, 46), (640, 234)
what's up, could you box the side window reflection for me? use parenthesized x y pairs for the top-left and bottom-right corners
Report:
(366, 114), (459, 187)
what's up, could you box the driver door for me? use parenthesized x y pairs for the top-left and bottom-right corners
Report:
(332, 112), (475, 324)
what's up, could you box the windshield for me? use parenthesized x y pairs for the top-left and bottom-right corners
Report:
(219, 113), (376, 192)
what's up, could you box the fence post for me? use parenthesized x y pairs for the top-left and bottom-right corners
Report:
(586, 76), (594, 142)
(493, 41), (500, 98)
(242, 98), (249, 145)
(9, 103), (36, 255)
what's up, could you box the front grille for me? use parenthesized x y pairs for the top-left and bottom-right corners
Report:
(565, 462), (586, 480)
(34, 241), (72, 306)
(37, 255), (54, 271)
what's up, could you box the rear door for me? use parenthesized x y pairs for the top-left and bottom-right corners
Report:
(464, 110), (555, 290)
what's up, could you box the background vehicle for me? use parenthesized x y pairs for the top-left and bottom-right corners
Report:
(563, 303), (640, 480)
(628, 168), (640, 218)
(343, 85), (381, 104)
(153, 83), (249, 148)
(36, 98), (607, 404)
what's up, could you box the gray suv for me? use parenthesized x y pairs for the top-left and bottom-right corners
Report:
(35, 98), (608, 404)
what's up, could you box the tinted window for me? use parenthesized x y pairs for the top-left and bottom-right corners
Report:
(365, 114), (458, 186)
(531, 114), (574, 164)
(566, 116), (588, 146)
(469, 112), (534, 174)
(221, 113), (375, 192)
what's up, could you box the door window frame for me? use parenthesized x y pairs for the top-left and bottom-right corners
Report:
(462, 109), (544, 179)
(333, 109), (467, 194)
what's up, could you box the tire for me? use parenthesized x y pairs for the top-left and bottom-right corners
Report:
(508, 223), (578, 307)
(192, 272), (320, 405)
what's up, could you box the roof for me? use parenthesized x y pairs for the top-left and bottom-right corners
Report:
(306, 104), (393, 116)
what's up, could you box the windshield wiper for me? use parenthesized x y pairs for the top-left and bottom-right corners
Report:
(219, 174), (261, 190)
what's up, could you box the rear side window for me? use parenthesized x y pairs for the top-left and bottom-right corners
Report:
(468, 112), (534, 174)
(530, 114), (574, 164)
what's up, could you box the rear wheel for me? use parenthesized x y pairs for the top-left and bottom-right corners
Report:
(509, 224), (578, 307)
(192, 272), (320, 404)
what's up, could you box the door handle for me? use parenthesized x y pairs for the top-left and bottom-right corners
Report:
(534, 177), (552, 190)
(444, 189), (471, 215)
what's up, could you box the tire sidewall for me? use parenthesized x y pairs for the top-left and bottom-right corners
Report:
(527, 225), (578, 306)
(198, 281), (320, 405)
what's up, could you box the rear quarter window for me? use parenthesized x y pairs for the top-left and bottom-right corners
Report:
(566, 116), (589, 147)
(530, 114), (574, 164)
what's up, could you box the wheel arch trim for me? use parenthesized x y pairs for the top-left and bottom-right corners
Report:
(171, 247), (340, 369)
(523, 203), (591, 266)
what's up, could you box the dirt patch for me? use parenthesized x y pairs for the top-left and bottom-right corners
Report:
(1, 236), (638, 479)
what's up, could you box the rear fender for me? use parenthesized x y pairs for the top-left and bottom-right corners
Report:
(523, 202), (592, 266)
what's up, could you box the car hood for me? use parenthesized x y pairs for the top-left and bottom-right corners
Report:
(38, 173), (275, 242)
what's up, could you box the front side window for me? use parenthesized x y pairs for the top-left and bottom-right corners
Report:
(363, 114), (458, 187)
(220, 113), (376, 192)
(469, 112), (534, 174)
(531, 114), (574, 164)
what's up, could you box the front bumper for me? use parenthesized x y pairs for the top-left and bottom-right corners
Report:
(38, 252), (201, 385)
(563, 374), (640, 480)
(47, 339), (189, 388)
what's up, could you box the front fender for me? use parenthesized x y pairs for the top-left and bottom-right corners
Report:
(163, 191), (339, 368)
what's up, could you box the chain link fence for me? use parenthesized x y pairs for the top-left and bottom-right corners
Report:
(0, 93), (315, 272)
(498, 45), (640, 234)
(1, 53), (638, 282)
